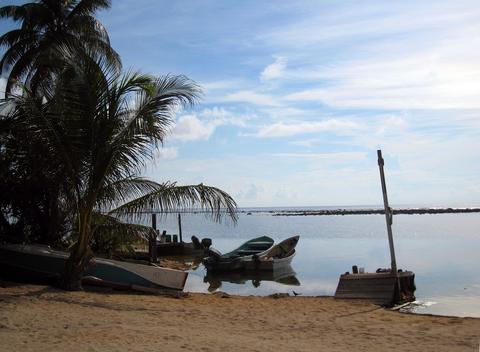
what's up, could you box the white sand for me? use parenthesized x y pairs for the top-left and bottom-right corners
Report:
(1, 284), (479, 352)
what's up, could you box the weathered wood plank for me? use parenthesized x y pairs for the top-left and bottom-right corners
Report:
(334, 271), (415, 306)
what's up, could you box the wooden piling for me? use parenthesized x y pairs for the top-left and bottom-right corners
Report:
(377, 150), (398, 275)
(150, 213), (158, 263)
(178, 213), (183, 243)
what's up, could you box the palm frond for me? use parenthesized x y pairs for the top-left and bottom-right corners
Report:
(109, 182), (238, 224)
(89, 212), (153, 257)
(68, 0), (111, 19)
(96, 177), (161, 209)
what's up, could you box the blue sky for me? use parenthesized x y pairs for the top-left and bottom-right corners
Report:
(2, 0), (480, 207)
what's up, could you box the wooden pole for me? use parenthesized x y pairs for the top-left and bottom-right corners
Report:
(377, 150), (398, 274)
(152, 213), (157, 232)
(178, 213), (183, 243)
(150, 213), (158, 263)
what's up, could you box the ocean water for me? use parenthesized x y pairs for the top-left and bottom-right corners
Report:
(154, 210), (480, 318)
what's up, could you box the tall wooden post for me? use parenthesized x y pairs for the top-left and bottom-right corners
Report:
(178, 213), (183, 243)
(150, 213), (158, 263)
(377, 150), (398, 274)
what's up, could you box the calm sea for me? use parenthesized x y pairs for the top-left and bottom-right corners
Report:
(154, 208), (480, 318)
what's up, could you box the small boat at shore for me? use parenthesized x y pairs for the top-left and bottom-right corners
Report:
(203, 235), (299, 272)
(0, 243), (188, 291)
(243, 235), (299, 271)
(203, 236), (274, 271)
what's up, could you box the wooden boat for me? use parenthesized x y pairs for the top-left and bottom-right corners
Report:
(203, 235), (300, 272)
(203, 236), (274, 271)
(334, 270), (416, 306)
(242, 235), (299, 271)
(334, 150), (416, 306)
(0, 243), (188, 291)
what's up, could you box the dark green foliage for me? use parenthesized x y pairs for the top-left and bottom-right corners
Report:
(0, 0), (120, 94)
(0, 96), (72, 246)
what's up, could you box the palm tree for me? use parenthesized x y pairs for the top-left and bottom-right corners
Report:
(0, 0), (120, 94)
(1, 47), (237, 290)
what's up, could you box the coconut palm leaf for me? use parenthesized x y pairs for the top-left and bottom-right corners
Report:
(0, 0), (119, 94)
(88, 212), (153, 257)
(109, 182), (238, 224)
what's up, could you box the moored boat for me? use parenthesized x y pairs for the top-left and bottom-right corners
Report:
(203, 236), (274, 271)
(242, 235), (299, 271)
(0, 243), (188, 291)
(203, 235), (300, 272)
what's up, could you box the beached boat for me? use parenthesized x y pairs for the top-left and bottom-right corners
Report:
(203, 235), (299, 272)
(0, 243), (188, 291)
(334, 269), (416, 306)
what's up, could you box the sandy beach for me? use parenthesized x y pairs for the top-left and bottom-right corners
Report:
(0, 283), (479, 352)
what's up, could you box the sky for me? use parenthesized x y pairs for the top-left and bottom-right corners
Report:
(2, 0), (480, 207)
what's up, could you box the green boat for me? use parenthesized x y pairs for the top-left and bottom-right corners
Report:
(204, 235), (300, 272)
(203, 236), (275, 271)
(0, 243), (188, 291)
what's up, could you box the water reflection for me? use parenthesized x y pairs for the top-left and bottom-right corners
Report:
(203, 265), (300, 292)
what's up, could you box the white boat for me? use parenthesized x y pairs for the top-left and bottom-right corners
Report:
(242, 235), (299, 271)
(204, 235), (299, 272)
(0, 243), (188, 291)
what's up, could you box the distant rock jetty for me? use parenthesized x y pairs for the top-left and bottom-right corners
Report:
(266, 208), (480, 216)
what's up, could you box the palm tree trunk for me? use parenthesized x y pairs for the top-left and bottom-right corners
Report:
(61, 209), (93, 290)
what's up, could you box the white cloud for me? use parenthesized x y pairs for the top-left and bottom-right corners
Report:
(236, 183), (263, 200)
(255, 119), (361, 137)
(375, 116), (408, 136)
(261, 56), (287, 80)
(259, 3), (480, 49)
(171, 114), (222, 141)
(270, 151), (366, 160)
(223, 90), (280, 106)
(284, 53), (480, 109)
(155, 147), (178, 160)
(201, 107), (250, 127)
(201, 80), (239, 91)
(171, 107), (251, 141)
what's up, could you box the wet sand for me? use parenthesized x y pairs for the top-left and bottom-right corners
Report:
(0, 283), (479, 352)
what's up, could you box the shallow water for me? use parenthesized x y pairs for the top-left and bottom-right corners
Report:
(154, 210), (480, 317)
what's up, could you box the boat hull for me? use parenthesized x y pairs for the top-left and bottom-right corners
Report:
(242, 250), (296, 271)
(334, 271), (416, 306)
(0, 243), (188, 291)
(204, 236), (299, 272)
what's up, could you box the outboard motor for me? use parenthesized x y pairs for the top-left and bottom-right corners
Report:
(201, 238), (212, 249)
(191, 235), (202, 249)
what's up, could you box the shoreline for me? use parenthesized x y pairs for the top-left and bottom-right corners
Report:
(1, 283), (479, 352)
(267, 208), (480, 216)
(135, 207), (480, 216)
